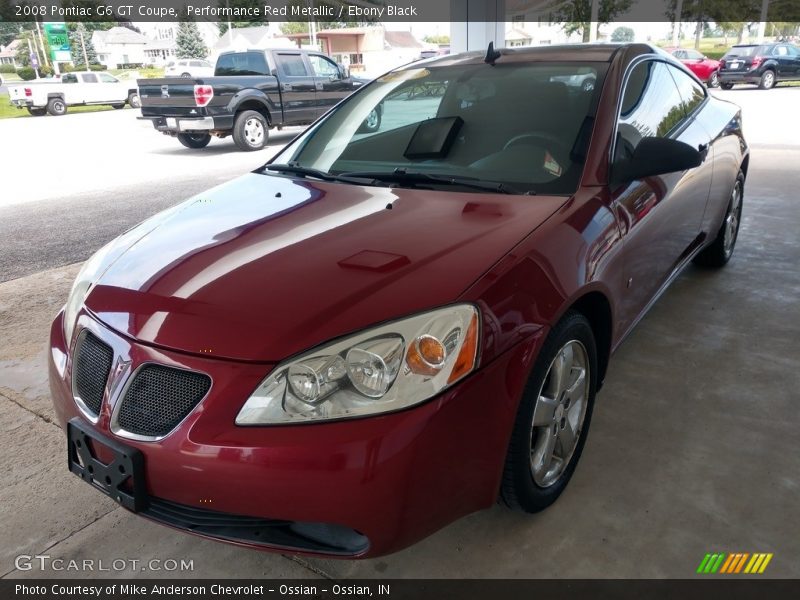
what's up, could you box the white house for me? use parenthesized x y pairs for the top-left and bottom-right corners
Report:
(92, 27), (150, 68)
(0, 39), (22, 68)
(136, 22), (220, 65)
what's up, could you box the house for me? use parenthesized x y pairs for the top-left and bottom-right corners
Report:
(212, 26), (292, 56)
(92, 27), (150, 68)
(0, 39), (22, 69)
(136, 22), (220, 65)
(285, 26), (430, 77)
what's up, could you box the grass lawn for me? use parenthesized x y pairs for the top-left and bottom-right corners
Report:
(0, 92), (130, 119)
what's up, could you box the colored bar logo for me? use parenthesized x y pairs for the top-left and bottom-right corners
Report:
(697, 552), (773, 574)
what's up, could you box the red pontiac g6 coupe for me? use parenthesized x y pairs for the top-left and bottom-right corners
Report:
(50, 44), (748, 557)
(668, 47), (722, 87)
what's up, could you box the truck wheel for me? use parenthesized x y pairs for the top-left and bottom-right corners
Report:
(181, 72), (192, 78)
(47, 98), (67, 116)
(27, 107), (47, 116)
(358, 108), (382, 133)
(232, 110), (269, 151)
(112, 104), (125, 109)
(177, 133), (212, 149)
(128, 93), (141, 108)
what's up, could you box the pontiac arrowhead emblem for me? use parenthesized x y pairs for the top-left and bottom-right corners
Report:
(108, 357), (132, 395)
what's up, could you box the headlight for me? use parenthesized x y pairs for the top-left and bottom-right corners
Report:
(236, 305), (480, 425)
(62, 246), (112, 345)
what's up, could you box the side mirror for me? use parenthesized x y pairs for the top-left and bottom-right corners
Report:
(612, 137), (702, 184)
(337, 63), (349, 79)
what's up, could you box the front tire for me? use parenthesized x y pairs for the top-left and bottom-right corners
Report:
(693, 172), (744, 268)
(232, 110), (269, 151)
(758, 69), (776, 90)
(500, 311), (597, 513)
(177, 133), (211, 149)
(46, 97), (67, 116)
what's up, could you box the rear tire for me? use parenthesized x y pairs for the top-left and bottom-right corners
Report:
(27, 107), (47, 116)
(693, 171), (744, 268)
(357, 108), (382, 133)
(181, 72), (191, 78)
(758, 69), (776, 90)
(720, 82), (734, 90)
(232, 110), (269, 151)
(46, 97), (67, 116)
(111, 103), (125, 109)
(500, 311), (597, 513)
(127, 92), (141, 108)
(177, 133), (212, 149)
(708, 71), (720, 88)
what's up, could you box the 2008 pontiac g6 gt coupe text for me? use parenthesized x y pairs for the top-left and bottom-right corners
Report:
(50, 44), (748, 557)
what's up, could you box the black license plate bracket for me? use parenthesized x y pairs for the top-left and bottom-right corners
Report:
(67, 417), (147, 512)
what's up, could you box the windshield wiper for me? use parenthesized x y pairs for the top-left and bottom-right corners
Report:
(262, 163), (375, 186)
(339, 169), (531, 195)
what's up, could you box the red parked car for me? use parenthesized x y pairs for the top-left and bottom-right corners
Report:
(50, 43), (748, 558)
(668, 47), (721, 87)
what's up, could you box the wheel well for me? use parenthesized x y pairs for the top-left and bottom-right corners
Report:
(740, 154), (750, 179)
(128, 88), (138, 96)
(569, 292), (612, 389)
(235, 100), (271, 125)
(47, 93), (64, 100)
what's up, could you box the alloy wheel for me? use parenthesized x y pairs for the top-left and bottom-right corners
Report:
(365, 109), (379, 129)
(529, 340), (590, 488)
(723, 180), (743, 257)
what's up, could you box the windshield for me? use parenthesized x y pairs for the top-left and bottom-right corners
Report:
(273, 61), (607, 195)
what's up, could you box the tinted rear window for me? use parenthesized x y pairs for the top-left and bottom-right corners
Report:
(724, 46), (766, 57)
(215, 52), (269, 76)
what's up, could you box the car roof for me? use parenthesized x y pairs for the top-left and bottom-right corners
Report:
(418, 42), (657, 68)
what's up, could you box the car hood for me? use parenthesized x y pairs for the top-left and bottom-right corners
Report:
(86, 173), (566, 362)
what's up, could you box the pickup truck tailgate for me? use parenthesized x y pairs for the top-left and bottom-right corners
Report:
(137, 78), (216, 117)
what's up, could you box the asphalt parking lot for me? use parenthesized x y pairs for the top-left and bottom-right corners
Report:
(1, 86), (799, 579)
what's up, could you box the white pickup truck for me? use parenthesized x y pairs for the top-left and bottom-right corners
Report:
(8, 71), (140, 116)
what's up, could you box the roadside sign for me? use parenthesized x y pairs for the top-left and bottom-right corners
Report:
(43, 22), (71, 63)
(30, 52), (39, 69)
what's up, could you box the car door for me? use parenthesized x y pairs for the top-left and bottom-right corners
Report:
(79, 72), (101, 103)
(98, 72), (127, 102)
(770, 45), (792, 79)
(308, 53), (351, 118)
(273, 51), (317, 124)
(611, 59), (713, 333)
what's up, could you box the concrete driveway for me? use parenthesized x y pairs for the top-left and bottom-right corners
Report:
(1, 87), (799, 579)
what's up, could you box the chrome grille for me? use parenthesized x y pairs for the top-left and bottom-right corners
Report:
(72, 330), (114, 417)
(116, 365), (210, 438)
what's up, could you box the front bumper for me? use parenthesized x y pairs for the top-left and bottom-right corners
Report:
(50, 310), (539, 557)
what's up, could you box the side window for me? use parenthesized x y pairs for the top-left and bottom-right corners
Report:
(276, 53), (308, 77)
(81, 73), (99, 83)
(673, 50), (686, 59)
(774, 45), (788, 56)
(61, 74), (77, 84)
(615, 61), (687, 162)
(215, 52), (268, 76)
(308, 54), (339, 78)
(668, 66), (705, 116)
(98, 73), (118, 83)
(190, 61), (202, 67)
(788, 46), (800, 57)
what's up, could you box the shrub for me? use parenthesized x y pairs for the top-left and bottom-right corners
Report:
(0, 63), (16, 74)
(39, 65), (53, 77)
(16, 67), (36, 81)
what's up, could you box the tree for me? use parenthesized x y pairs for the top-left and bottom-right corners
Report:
(610, 26), (635, 41)
(69, 23), (99, 66)
(555, 0), (634, 43)
(176, 21), (208, 59)
(216, 0), (265, 34)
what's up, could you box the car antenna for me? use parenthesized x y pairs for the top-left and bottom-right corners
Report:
(484, 42), (502, 65)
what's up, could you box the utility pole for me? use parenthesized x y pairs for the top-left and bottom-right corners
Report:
(27, 37), (40, 78)
(80, 31), (89, 68)
(35, 21), (49, 68)
(588, 0), (599, 42)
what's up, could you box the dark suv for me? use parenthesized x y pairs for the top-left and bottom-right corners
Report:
(718, 43), (800, 89)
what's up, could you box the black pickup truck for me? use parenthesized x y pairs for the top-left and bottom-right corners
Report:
(138, 49), (377, 151)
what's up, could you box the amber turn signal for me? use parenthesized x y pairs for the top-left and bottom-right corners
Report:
(447, 313), (479, 384)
